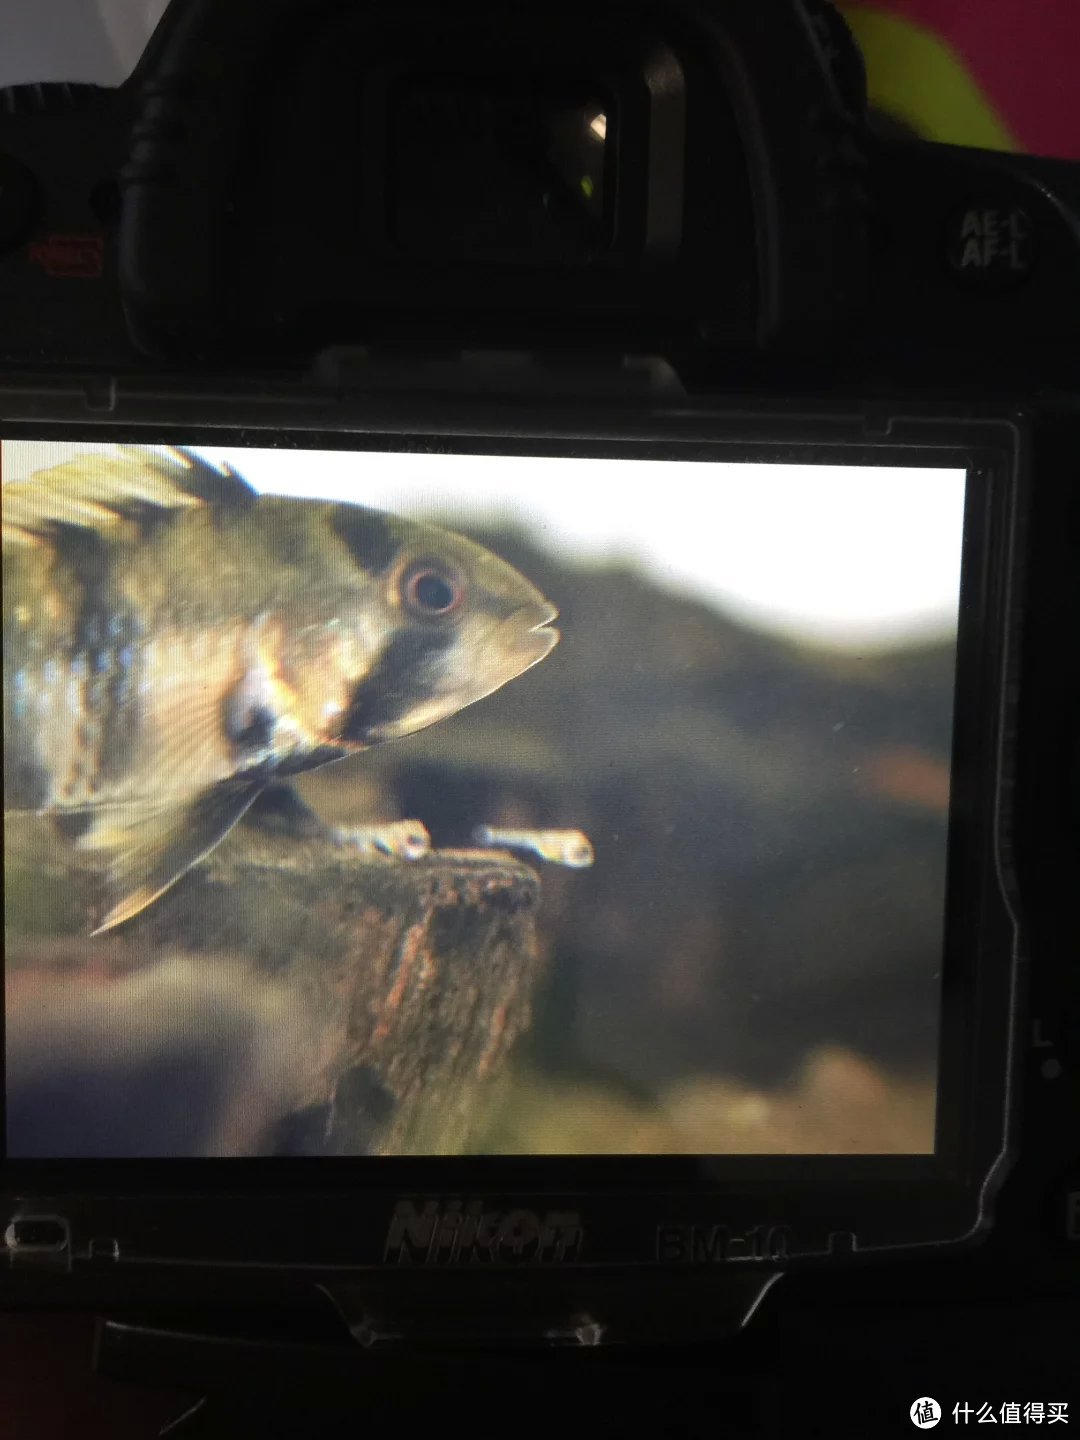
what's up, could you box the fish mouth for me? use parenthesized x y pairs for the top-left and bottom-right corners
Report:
(519, 601), (560, 662)
(495, 600), (559, 672)
(531, 600), (559, 640)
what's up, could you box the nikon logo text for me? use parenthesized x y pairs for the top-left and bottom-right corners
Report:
(384, 1200), (584, 1265)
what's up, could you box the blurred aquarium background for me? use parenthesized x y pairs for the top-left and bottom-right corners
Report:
(3, 442), (964, 1154)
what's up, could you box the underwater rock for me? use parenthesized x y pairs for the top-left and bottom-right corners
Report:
(4, 822), (544, 1157)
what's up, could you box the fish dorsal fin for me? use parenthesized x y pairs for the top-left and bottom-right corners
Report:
(142, 447), (258, 509)
(2, 445), (257, 546)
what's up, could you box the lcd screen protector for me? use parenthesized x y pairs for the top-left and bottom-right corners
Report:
(2, 442), (966, 1159)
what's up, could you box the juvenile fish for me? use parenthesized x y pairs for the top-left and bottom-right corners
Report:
(472, 825), (594, 868)
(335, 819), (432, 861)
(3, 446), (559, 932)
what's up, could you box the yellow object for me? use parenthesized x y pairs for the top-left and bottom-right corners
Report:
(843, 6), (1018, 152)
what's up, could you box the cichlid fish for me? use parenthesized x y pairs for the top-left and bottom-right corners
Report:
(472, 825), (594, 868)
(3, 446), (559, 933)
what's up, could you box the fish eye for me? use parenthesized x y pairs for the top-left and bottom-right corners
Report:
(401, 562), (464, 617)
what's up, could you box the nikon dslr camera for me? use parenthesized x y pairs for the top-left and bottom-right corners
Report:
(1, 0), (1077, 1386)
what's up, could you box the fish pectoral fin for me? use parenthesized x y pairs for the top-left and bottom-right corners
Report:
(81, 783), (263, 934)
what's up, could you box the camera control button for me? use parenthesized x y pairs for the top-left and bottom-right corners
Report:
(943, 201), (1035, 291)
(1065, 1188), (1079, 1243)
(0, 154), (41, 254)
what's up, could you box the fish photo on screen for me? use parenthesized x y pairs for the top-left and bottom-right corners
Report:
(2, 441), (965, 1160)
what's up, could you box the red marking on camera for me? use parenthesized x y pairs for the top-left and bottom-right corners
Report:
(27, 233), (104, 278)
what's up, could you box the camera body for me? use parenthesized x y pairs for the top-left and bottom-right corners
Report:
(0, 0), (1077, 382)
(1, 0), (1077, 1361)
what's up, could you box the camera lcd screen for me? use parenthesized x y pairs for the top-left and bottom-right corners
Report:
(2, 441), (967, 1160)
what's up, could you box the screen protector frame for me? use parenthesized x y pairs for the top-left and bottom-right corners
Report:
(0, 401), (1024, 1278)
